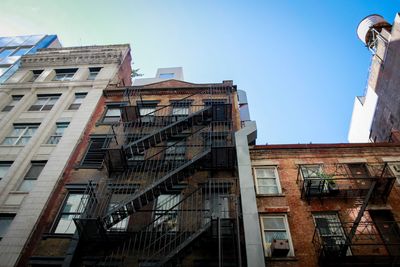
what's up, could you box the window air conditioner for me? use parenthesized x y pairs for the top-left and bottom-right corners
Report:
(271, 239), (290, 257)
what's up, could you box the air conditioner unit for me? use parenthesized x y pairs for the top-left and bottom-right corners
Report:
(271, 239), (290, 257)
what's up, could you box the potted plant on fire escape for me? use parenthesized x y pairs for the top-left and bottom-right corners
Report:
(319, 172), (339, 195)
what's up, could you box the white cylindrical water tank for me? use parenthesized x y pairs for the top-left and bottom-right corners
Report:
(357, 14), (391, 45)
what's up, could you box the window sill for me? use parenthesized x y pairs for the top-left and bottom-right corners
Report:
(257, 194), (285, 197)
(266, 256), (298, 261)
(9, 191), (29, 194)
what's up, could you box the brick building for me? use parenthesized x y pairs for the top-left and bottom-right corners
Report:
(21, 70), (247, 266)
(249, 143), (400, 266)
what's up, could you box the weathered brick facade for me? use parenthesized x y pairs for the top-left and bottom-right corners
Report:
(251, 143), (400, 266)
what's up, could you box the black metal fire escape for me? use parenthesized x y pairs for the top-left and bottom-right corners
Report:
(74, 86), (239, 266)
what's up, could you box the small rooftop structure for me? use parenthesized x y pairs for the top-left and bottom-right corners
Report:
(133, 67), (184, 86)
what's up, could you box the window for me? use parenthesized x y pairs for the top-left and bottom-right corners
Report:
(80, 137), (109, 168)
(53, 68), (78, 81)
(138, 104), (157, 123)
(347, 163), (370, 178)
(29, 70), (43, 82)
(153, 194), (180, 231)
(102, 104), (122, 123)
(171, 100), (191, 118)
(0, 162), (12, 180)
(0, 66), (10, 76)
(389, 162), (400, 184)
(0, 49), (14, 58)
(2, 95), (23, 112)
(68, 92), (87, 110)
(47, 122), (69, 144)
(204, 100), (227, 121)
(28, 94), (60, 111)
(54, 192), (88, 234)
(254, 166), (281, 194)
(1, 124), (39, 145)
(165, 140), (186, 160)
(88, 67), (101, 80)
(108, 193), (129, 231)
(313, 213), (348, 255)
(0, 214), (15, 240)
(17, 161), (46, 192)
(300, 165), (328, 194)
(159, 73), (174, 79)
(260, 215), (294, 257)
(12, 47), (31, 56)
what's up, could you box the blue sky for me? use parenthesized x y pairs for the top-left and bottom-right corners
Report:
(1, 1), (398, 144)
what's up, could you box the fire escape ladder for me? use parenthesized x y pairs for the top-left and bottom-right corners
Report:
(99, 180), (235, 267)
(103, 144), (211, 229)
(124, 105), (212, 157)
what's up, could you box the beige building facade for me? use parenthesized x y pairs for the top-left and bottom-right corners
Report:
(0, 45), (131, 266)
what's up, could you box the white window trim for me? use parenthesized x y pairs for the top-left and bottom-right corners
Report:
(388, 162), (400, 185)
(260, 214), (295, 257)
(253, 166), (282, 195)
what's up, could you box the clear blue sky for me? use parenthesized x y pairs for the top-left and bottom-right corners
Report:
(1, 1), (398, 144)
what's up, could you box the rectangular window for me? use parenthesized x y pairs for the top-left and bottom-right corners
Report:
(0, 214), (15, 240)
(300, 165), (328, 194)
(12, 47), (31, 56)
(80, 137), (109, 168)
(53, 68), (78, 81)
(47, 122), (69, 144)
(2, 95), (23, 112)
(28, 94), (60, 111)
(0, 49), (14, 58)
(153, 194), (180, 232)
(17, 161), (46, 192)
(389, 162), (400, 184)
(254, 166), (281, 194)
(68, 92), (87, 110)
(313, 213), (348, 255)
(54, 193), (88, 234)
(159, 73), (174, 79)
(0, 162), (12, 180)
(261, 215), (293, 257)
(29, 70), (43, 82)
(108, 193), (129, 232)
(137, 101), (159, 123)
(347, 163), (370, 178)
(165, 140), (186, 160)
(88, 67), (101, 80)
(102, 105), (121, 124)
(0, 66), (10, 77)
(171, 100), (191, 118)
(1, 124), (39, 146)
(204, 100), (227, 121)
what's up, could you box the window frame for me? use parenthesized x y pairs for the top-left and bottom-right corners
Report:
(68, 92), (87, 110)
(1, 124), (39, 146)
(0, 161), (13, 180)
(29, 70), (43, 82)
(253, 166), (282, 195)
(28, 94), (60, 111)
(80, 136), (110, 168)
(17, 161), (46, 192)
(100, 103), (127, 124)
(46, 122), (70, 145)
(107, 192), (130, 232)
(2, 95), (23, 112)
(87, 67), (102, 80)
(388, 162), (400, 184)
(0, 214), (15, 240)
(52, 191), (89, 234)
(260, 214), (294, 257)
(164, 140), (186, 161)
(53, 68), (78, 81)
(153, 194), (181, 232)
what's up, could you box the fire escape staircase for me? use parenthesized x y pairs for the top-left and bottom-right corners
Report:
(98, 181), (235, 267)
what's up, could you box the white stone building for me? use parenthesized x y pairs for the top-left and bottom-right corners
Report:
(0, 44), (131, 267)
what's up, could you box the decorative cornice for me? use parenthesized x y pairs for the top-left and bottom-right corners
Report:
(20, 45), (130, 68)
